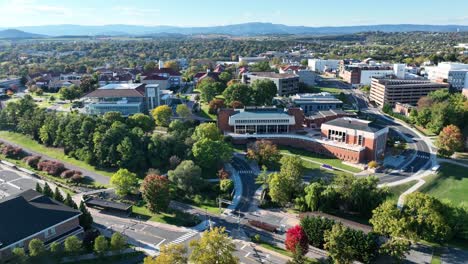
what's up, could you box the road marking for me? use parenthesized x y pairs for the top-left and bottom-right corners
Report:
(241, 243), (247, 250)
(168, 231), (198, 245)
(244, 252), (251, 258)
(155, 238), (166, 247)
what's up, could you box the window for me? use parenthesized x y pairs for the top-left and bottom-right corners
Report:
(358, 135), (363, 145)
(45, 227), (56, 238)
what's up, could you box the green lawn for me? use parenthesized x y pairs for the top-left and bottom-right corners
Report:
(279, 146), (362, 173)
(196, 103), (216, 120)
(256, 240), (318, 263)
(420, 163), (468, 205)
(131, 205), (200, 227)
(386, 180), (418, 203)
(302, 159), (353, 180)
(431, 247), (442, 264)
(0, 131), (115, 177)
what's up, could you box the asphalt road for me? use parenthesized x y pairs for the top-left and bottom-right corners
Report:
(230, 155), (258, 212)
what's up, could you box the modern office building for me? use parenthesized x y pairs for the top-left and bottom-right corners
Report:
(308, 59), (341, 72)
(291, 92), (343, 114)
(83, 83), (160, 116)
(0, 77), (21, 89)
(217, 107), (388, 163)
(141, 68), (182, 88)
(0, 189), (82, 260)
(243, 72), (299, 96)
(340, 62), (402, 86)
(370, 77), (449, 107)
(425, 62), (468, 91)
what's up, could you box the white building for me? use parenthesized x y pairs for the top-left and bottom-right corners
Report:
(308, 59), (341, 72)
(426, 62), (468, 91)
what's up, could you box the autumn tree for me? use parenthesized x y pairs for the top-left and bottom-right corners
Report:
(110, 168), (139, 196)
(151, 105), (173, 127)
(141, 174), (171, 212)
(208, 99), (225, 115)
(246, 140), (281, 168)
(436, 124), (464, 157)
(285, 225), (309, 255)
(176, 104), (191, 120)
(144, 244), (187, 264)
(189, 227), (238, 264)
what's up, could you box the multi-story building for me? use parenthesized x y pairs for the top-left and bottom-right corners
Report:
(83, 83), (160, 116)
(243, 72), (299, 96)
(291, 92), (343, 114)
(425, 62), (468, 91)
(142, 68), (182, 88)
(0, 189), (82, 260)
(280, 66), (316, 86)
(217, 107), (388, 163)
(0, 77), (21, 89)
(238, 56), (268, 64)
(308, 59), (341, 72)
(59, 73), (82, 81)
(340, 62), (403, 86)
(370, 77), (449, 107)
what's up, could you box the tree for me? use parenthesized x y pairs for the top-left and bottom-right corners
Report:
(300, 216), (335, 249)
(246, 140), (281, 168)
(285, 225), (309, 255)
(42, 182), (53, 197)
(220, 179), (233, 193)
(192, 122), (223, 142)
(64, 235), (82, 254)
(64, 193), (77, 209)
(324, 224), (356, 264)
(176, 104), (191, 120)
(189, 227), (238, 264)
(268, 155), (303, 205)
(141, 174), (171, 213)
(151, 105), (173, 127)
(379, 238), (411, 263)
(144, 61), (157, 72)
(53, 187), (64, 202)
(192, 138), (232, 168)
(94, 235), (109, 255)
(110, 168), (139, 196)
(50, 241), (63, 256)
(368, 160), (378, 169)
(79, 201), (93, 230)
(29, 238), (46, 257)
(59, 85), (81, 102)
(219, 72), (232, 84)
(164, 61), (180, 71)
(222, 83), (252, 105)
(168, 160), (203, 194)
(12, 247), (27, 263)
(145, 244), (187, 264)
(208, 99), (225, 115)
(436, 124), (464, 157)
(128, 113), (155, 132)
(35, 182), (42, 193)
(303, 182), (325, 211)
(110, 232), (127, 251)
(251, 79), (277, 105)
(199, 81), (223, 102)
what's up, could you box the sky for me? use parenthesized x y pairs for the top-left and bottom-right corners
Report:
(0, 0), (467, 27)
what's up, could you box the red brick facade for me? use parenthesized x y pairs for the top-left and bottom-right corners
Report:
(287, 108), (305, 130)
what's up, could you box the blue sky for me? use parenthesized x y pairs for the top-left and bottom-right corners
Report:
(0, 0), (467, 27)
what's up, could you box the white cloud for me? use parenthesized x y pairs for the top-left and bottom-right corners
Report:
(1, 0), (70, 16)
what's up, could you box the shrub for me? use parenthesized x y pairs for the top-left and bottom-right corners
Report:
(22, 155), (41, 168)
(70, 174), (84, 183)
(217, 168), (230, 179)
(2, 145), (23, 159)
(208, 99), (225, 114)
(60, 169), (83, 179)
(37, 160), (65, 176)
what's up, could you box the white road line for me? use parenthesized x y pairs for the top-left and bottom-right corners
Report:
(244, 252), (251, 258)
(241, 243), (247, 250)
(155, 238), (166, 247)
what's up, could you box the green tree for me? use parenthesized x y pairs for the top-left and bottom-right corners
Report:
(151, 105), (173, 127)
(64, 235), (82, 254)
(304, 182), (325, 211)
(94, 235), (109, 255)
(144, 61), (157, 72)
(199, 81), (223, 102)
(222, 83), (252, 106)
(42, 182), (53, 197)
(110, 232), (127, 252)
(110, 168), (139, 196)
(50, 241), (63, 256)
(64, 193), (77, 209)
(59, 85), (81, 102)
(176, 104), (191, 119)
(219, 72), (232, 84)
(189, 227), (238, 264)
(79, 201), (93, 230)
(300, 216), (335, 249)
(379, 238), (411, 264)
(251, 79), (277, 105)
(28, 238), (46, 257)
(141, 174), (171, 213)
(12, 247), (27, 263)
(168, 160), (203, 194)
(246, 140), (281, 168)
(128, 113), (155, 132)
(144, 244), (188, 264)
(192, 122), (223, 142)
(192, 138), (232, 168)
(436, 124), (464, 157)
(268, 155), (304, 206)
(220, 179), (234, 193)
(35, 182), (42, 193)
(324, 224), (356, 264)
(53, 187), (64, 202)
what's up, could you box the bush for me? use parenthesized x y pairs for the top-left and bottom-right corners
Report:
(60, 169), (83, 179)
(37, 160), (65, 176)
(22, 155), (41, 168)
(2, 145), (23, 159)
(70, 174), (84, 183)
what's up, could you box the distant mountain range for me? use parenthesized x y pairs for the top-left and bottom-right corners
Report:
(0, 29), (45, 39)
(0, 22), (467, 38)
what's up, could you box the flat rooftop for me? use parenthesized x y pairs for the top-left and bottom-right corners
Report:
(249, 72), (297, 79)
(98, 83), (145, 90)
(323, 117), (382, 133)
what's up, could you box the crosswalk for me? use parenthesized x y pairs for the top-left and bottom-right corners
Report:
(416, 155), (430, 159)
(238, 170), (254, 174)
(168, 231), (198, 245)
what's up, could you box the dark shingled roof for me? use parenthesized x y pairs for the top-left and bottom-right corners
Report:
(324, 117), (382, 133)
(0, 189), (81, 248)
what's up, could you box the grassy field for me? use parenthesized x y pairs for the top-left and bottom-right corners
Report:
(420, 163), (468, 205)
(131, 205), (200, 227)
(279, 146), (362, 173)
(386, 180), (418, 203)
(0, 131), (115, 177)
(196, 103), (216, 120)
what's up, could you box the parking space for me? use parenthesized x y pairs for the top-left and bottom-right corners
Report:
(0, 165), (41, 199)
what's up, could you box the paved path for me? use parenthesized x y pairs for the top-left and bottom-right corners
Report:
(0, 138), (110, 185)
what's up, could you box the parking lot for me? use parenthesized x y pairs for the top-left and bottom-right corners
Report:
(0, 165), (39, 199)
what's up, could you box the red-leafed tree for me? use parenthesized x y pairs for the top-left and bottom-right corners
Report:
(436, 124), (464, 157)
(285, 225), (309, 255)
(141, 174), (171, 213)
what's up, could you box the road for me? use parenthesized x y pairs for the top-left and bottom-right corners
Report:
(230, 155), (258, 212)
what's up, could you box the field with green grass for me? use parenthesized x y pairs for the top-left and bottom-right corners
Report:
(131, 205), (200, 227)
(386, 180), (418, 203)
(0, 131), (115, 177)
(420, 163), (468, 205)
(199, 103), (216, 120)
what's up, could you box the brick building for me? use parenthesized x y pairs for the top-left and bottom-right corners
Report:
(0, 189), (82, 260)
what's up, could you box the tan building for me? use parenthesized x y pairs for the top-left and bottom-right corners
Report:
(370, 77), (449, 107)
